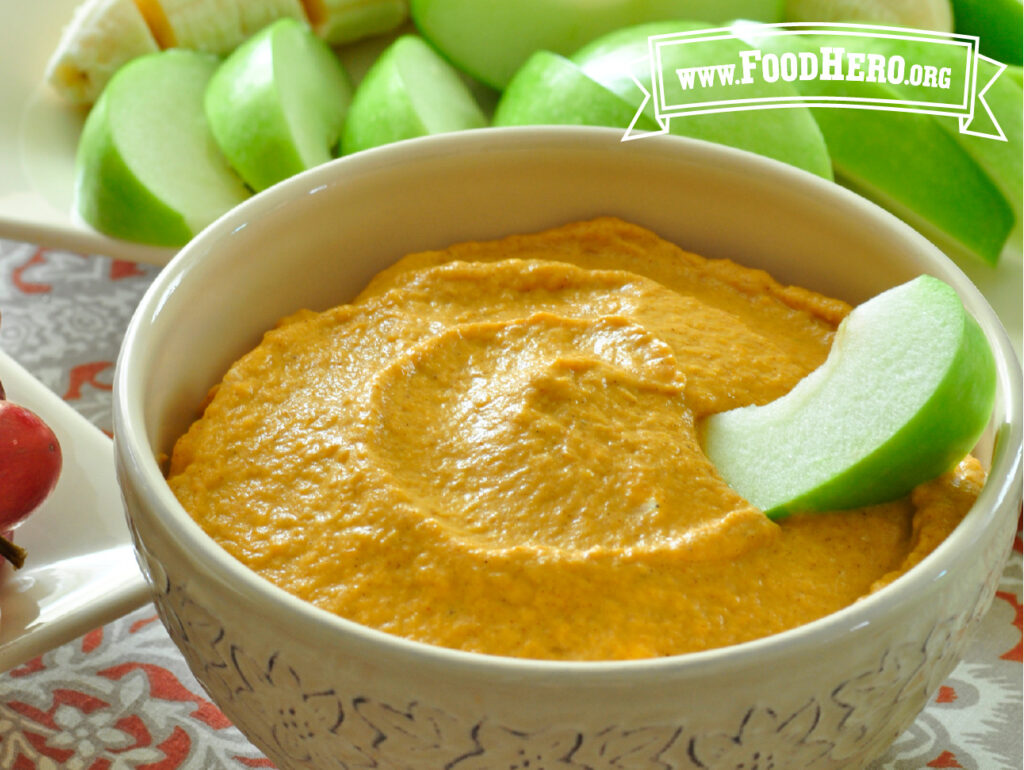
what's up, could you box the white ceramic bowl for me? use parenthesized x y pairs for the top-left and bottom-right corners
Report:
(114, 127), (1022, 770)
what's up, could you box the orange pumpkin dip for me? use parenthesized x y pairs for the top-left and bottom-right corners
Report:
(166, 217), (983, 660)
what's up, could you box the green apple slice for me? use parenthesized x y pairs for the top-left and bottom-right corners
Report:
(493, 50), (659, 131)
(75, 49), (250, 247)
(848, 35), (1023, 247)
(410, 0), (786, 90)
(735, 27), (1016, 264)
(339, 34), (487, 155)
(572, 21), (833, 179)
(785, 0), (954, 32)
(204, 18), (352, 192)
(701, 276), (996, 518)
(306, 0), (408, 45)
(950, 0), (1023, 65)
(809, 89), (1014, 265)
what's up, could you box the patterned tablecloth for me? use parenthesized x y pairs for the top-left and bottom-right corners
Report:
(0, 239), (1020, 770)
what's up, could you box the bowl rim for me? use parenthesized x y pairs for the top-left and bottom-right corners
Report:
(114, 125), (1024, 681)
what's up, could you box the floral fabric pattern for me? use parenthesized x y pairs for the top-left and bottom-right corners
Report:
(0, 241), (1020, 769)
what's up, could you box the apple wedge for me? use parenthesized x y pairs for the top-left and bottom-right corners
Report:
(701, 276), (996, 518)
(571, 21), (833, 179)
(204, 18), (352, 192)
(339, 34), (487, 155)
(808, 84), (1015, 265)
(846, 34), (1023, 246)
(306, 0), (408, 44)
(75, 49), (251, 246)
(732, 26), (1017, 264)
(785, 0), (954, 32)
(410, 0), (785, 89)
(493, 51), (659, 131)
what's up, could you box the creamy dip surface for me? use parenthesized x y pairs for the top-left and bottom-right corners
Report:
(167, 217), (983, 660)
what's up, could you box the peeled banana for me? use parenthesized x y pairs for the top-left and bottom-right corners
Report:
(133, 0), (307, 52)
(45, 0), (409, 106)
(45, 0), (159, 106)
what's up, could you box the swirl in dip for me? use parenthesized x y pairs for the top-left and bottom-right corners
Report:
(166, 217), (983, 660)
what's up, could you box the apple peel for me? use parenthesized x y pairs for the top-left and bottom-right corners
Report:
(701, 275), (996, 518)
(494, 51), (660, 131)
(340, 35), (487, 156)
(75, 49), (251, 246)
(205, 18), (353, 192)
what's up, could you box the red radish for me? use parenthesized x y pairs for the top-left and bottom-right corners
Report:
(0, 396), (62, 569)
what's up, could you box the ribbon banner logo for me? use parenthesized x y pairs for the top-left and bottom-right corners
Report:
(624, 22), (1008, 142)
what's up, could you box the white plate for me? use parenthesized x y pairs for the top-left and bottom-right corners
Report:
(0, 349), (148, 672)
(0, 0), (176, 265)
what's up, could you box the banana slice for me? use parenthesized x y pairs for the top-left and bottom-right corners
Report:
(46, 0), (410, 107)
(134, 0), (307, 53)
(45, 0), (159, 106)
(305, 0), (408, 45)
